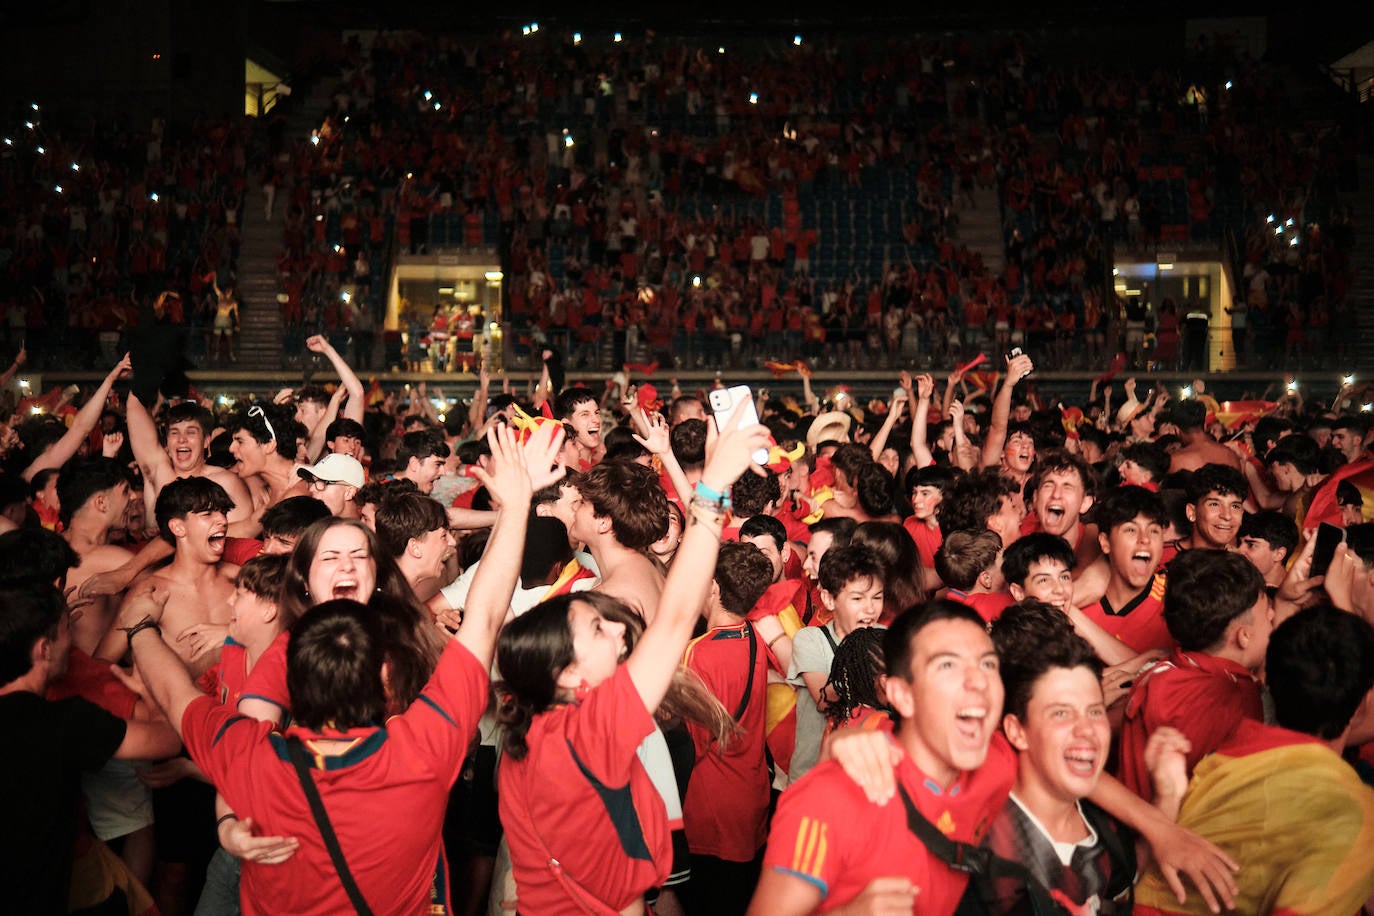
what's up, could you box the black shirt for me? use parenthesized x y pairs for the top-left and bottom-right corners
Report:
(0, 692), (126, 915)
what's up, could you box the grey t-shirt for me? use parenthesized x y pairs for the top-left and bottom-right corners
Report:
(786, 622), (840, 780)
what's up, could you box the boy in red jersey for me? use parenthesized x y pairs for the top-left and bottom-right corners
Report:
(682, 541), (774, 915)
(936, 529), (1012, 622)
(1021, 450), (1101, 572)
(753, 600), (1015, 914)
(1078, 486), (1173, 655)
(1116, 550), (1269, 801)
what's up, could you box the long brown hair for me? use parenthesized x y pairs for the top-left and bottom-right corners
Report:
(496, 592), (738, 759)
(283, 517), (444, 710)
(852, 521), (927, 617)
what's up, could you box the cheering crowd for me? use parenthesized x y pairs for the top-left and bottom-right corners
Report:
(3, 339), (1374, 916)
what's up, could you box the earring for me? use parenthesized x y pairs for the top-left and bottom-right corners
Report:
(574, 679), (593, 701)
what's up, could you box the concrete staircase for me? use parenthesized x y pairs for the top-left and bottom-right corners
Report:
(234, 83), (336, 371)
(956, 183), (1005, 275)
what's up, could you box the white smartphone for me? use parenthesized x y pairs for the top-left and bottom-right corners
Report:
(708, 384), (770, 466)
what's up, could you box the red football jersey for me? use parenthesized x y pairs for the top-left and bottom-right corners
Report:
(683, 622), (770, 861)
(1078, 570), (1173, 653)
(1117, 648), (1263, 800)
(763, 734), (1017, 914)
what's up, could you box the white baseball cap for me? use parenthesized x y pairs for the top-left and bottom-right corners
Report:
(297, 453), (365, 489)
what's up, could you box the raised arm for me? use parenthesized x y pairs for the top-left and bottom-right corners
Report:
(467, 367), (491, 434)
(305, 334), (365, 423)
(800, 372), (820, 415)
(940, 369), (962, 419)
(23, 354), (132, 483)
(633, 411), (692, 504)
(980, 353), (1032, 469)
(909, 373), (935, 469)
(948, 399), (978, 472)
(305, 385), (347, 463)
(126, 393), (175, 485)
(0, 346), (26, 390)
(625, 401), (770, 713)
(457, 422), (565, 669)
(868, 393), (905, 463)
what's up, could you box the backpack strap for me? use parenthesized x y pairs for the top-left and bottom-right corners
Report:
(896, 784), (1070, 916)
(1079, 799), (1137, 903)
(732, 622), (758, 722)
(286, 737), (375, 916)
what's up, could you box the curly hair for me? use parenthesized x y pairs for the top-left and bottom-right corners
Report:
(824, 626), (890, 728)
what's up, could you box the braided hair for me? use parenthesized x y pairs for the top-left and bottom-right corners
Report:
(824, 626), (891, 728)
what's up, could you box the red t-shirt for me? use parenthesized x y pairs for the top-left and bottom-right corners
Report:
(1117, 648), (1263, 800)
(222, 537), (263, 567)
(47, 648), (138, 719)
(181, 640), (488, 916)
(499, 664), (672, 913)
(946, 589), (1014, 623)
(903, 516), (942, 571)
(241, 632), (292, 716)
(683, 621), (770, 861)
(1078, 570), (1172, 653)
(763, 734), (1017, 913)
(196, 632), (290, 716)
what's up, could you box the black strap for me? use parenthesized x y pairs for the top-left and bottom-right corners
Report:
(896, 784), (1068, 916)
(286, 737), (375, 916)
(1079, 799), (1136, 902)
(732, 622), (758, 722)
(818, 623), (838, 653)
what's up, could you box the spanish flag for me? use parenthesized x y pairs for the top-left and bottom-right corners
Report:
(749, 578), (807, 778)
(1133, 722), (1374, 915)
(1213, 399), (1277, 430)
(1302, 455), (1374, 529)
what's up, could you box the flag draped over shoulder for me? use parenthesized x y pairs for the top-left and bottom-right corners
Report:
(1303, 455), (1374, 529)
(1133, 734), (1374, 916)
(748, 578), (807, 776)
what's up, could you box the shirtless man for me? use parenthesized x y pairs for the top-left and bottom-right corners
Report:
(97, 477), (239, 677)
(555, 387), (605, 469)
(568, 460), (668, 620)
(1168, 399), (1242, 473)
(58, 457), (135, 653)
(228, 405), (308, 525)
(126, 396), (256, 537)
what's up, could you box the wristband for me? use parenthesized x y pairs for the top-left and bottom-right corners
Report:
(693, 480), (732, 511)
(216, 813), (239, 830)
(122, 618), (162, 651)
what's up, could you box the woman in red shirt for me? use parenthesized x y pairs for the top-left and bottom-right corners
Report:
(495, 417), (769, 915)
